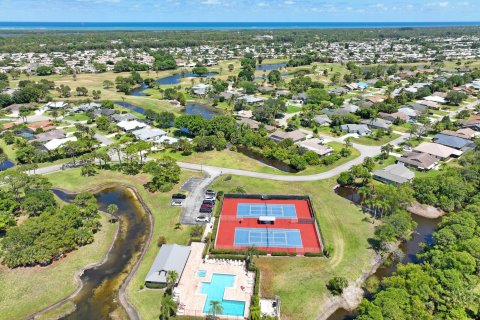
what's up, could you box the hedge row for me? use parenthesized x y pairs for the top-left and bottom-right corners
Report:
(304, 252), (324, 257)
(271, 251), (297, 257)
(188, 236), (202, 244)
(208, 254), (246, 261)
(210, 248), (268, 255)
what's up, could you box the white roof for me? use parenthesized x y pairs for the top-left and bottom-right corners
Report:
(158, 136), (179, 144)
(424, 96), (446, 104)
(414, 142), (463, 158)
(44, 136), (77, 150)
(132, 127), (166, 140)
(117, 120), (147, 131)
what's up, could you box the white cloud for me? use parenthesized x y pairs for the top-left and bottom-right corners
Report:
(201, 0), (221, 5)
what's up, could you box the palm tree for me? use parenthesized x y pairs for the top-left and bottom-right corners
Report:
(209, 300), (223, 318)
(344, 137), (353, 149)
(166, 270), (178, 294)
(246, 246), (260, 268)
(107, 204), (118, 216)
(159, 294), (177, 320)
(109, 143), (123, 167)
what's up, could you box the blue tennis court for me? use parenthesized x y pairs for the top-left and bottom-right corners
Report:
(237, 203), (297, 218)
(234, 228), (303, 248)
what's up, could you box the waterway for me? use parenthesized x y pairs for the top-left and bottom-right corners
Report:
(157, 71), (218, 85)
(328, 186), (441, 320)
(51, 186), (150, 320)
(236, 146), (298, 173)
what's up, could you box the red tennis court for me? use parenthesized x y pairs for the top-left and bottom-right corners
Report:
(214, 195), (323, 254)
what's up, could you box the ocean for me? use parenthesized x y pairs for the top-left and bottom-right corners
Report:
(0, 21), (479, 31)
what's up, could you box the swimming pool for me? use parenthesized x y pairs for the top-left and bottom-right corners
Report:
(197, 270), (207, 278)
(200, 273), (245, 317)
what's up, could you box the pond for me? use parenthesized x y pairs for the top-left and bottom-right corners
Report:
(51, 186), (150, 320)
(115, 100), (219, 120)
(115, 101), (146, 114)
(157, 71), (218, 85)
(184, 103), (218, 119)
(329, 187), (441, 320)
(236, 146), (298, 173)
(255, 62), (287, 71)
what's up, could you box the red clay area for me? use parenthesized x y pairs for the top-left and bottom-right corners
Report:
(215, 197), (322, 253)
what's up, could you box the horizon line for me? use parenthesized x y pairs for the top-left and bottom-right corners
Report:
(1, 21), (480, 23)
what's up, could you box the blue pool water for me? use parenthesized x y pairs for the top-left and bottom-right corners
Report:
(197, 270), (207, 278)
(200, 273), (245, 317)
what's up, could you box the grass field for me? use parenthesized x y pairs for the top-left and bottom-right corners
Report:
(210, 175), (375, 320)
(0, 139), (17, 163)
(150, 144), (360, 176)
(0, 213), (117, 320)
(353, 133), (401, 146)
(31, 168), (200, 320)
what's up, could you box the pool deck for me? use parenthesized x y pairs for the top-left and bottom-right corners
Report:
(177, 242), (254, 318)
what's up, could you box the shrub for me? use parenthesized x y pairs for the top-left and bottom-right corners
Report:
(157, 236), (167, 247)
(271, 252), (288, 256)
(304, 252), (324, 257)
(327, 276), (348, 295)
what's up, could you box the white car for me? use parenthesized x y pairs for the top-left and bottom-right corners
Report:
(171, 200), (183, 206)
(195, 215), (210, 223)
(205, 194), (216, 201)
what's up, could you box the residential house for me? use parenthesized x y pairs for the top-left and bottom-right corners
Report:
(361, 118), (392, 130)
(417, 100), (440, 110)
(269, 129), (306, 143)
(117, 120), (147, 132)
(27, 121), (55, 133)
(408, 103), (428, 113)
(373, 163), (415, 184)
(132, 127), (167, 143)
(237, 95), (265, 104)
(145, 244), (191, 288)
(398, 152), (438, 171)
(45, 101), (68, 109)
(33, 129), (66, 143)
(378, 111), (409, 123)
(433, 134), (475, 151)
(191, 84), (210, 96)
(461, 114), (480, 131)
(313, 115), (332, 126)
(414, 142), (463, 160)
(424, 95), (446, 104)
(340, 124), (371, 135)
(440, 129), (477, 140)
(44, 136), (77, 151)
(236, 110), (253, 119)
(111, 113), (138, 123)
(398, 107), (420, 118)
(297, 138), (333, 157)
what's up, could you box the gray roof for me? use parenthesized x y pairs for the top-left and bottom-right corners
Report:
(361, 118), (392, 129)
(33, 129), (66, 143)
(145, 244), (191, 284)
(373, 163), (415, 184)
(132, 127), (167, 141)
(111, 113), (137, 122)
(313, 115), (331, 125)
(433, 134), (474, 150)
(340, 124), (371, 135)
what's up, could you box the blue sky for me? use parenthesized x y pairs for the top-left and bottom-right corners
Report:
(0, 0), (479, 22)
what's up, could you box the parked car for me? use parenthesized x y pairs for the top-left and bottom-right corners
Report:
(171, 200), (183, 206)
(201, 203), (214, 208)
(196, 215), (210, 223)
(204, 194), (216, 201)
(203, 200), (215, 206)
(199, 207), (213, 213)
(206, 189), (216, 196)
(172, 193), (186, 199)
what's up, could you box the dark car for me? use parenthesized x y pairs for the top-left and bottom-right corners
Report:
(172, 193), (186, 199)
(202, 200), (215, 206)
(201, 203), (214, 208)
(206, 189), (216, 195)
(199, 207), (213, 213)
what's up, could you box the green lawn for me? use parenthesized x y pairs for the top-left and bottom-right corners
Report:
(286, 105), (303, 113)
(150, 145), (360, 176)
(0, 213), (117, 320)
(65, 113), (90, 122)
(0, 139), (17, 163)
(210, 175), (375, 320)
(353, 133), (401, 146)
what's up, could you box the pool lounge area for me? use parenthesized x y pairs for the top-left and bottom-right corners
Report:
(176, 243), (254, 319)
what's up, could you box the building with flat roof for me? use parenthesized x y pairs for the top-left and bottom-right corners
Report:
(145, 244), (191, 288)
